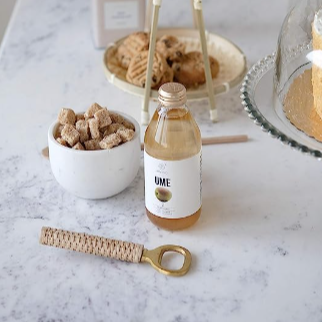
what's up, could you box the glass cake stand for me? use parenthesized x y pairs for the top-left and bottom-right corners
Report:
(241, 0), (322, 160)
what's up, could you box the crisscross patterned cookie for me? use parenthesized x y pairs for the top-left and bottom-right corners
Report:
(153, 63), (174, 89)
(126, 51), (167, 88)
(117, 32), (150, 69)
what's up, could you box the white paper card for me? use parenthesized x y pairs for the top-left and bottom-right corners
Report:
(104, 1), (139, 30)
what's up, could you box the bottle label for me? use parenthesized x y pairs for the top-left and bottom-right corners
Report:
(104, 1), (139, 30)
(144, 150), (202, 219)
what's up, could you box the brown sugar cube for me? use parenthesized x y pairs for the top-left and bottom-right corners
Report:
(84, 139), (101, 150)
(117, 128), (135, 142)
(99, 133), (122, 150)
(109, 111), (124, 124)
(99, 125), (109, 135)
(58, 108), (76, 125)
(103, 123), (125, 137)
(122, 119), (135, 131)
(84, 103), (102, 119)
(61, 124), (80, 146)
(88, 118), (100, 139)
(56, 137), (68, 147)
(94, 108), (112, 128)
(55, 124), (64, 138)
(76, 120), (89, 143)
(76, 113), (85, 122)
(73, 142), (85, 150)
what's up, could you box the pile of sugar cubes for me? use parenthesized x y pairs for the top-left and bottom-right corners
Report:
(55, 103), (135, 150)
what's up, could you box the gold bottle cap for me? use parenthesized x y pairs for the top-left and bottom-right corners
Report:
(158, 82), (187, 107)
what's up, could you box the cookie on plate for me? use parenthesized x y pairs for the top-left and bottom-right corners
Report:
(152, 63), (174, 89)
(117, 32), (150, 69)
(126, 51), (167, 88)
(172, 51), (220, 88)
(156, 35), (186, 66)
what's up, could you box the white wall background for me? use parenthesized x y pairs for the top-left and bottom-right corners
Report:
(0, 0), (298, 47)
(0, 0), (16, 44)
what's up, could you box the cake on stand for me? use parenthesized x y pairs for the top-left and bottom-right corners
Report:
(241, 0), (322, 159)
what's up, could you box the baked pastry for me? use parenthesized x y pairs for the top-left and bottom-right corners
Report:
(312, 10), (322, 119)
(156, 35), (186, 66)
(117, 32), (150, 69)
(172, 51), (220, 88)
(153, 64), (174, 89)
(126, 51), (167, 88)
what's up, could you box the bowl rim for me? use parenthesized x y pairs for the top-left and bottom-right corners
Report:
(48, 110), (140, 154)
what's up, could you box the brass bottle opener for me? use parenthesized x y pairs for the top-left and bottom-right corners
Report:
(40, 227), (191, 277)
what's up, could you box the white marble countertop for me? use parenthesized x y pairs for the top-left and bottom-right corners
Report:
(1, 0), (322, 321)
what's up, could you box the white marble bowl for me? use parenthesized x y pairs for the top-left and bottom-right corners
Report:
(48, 112), (141, 199)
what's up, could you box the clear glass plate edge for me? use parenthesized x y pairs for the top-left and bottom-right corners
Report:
(240, 53), (322, 160)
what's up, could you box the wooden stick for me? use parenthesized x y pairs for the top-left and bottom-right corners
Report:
(144, 0), (153, 32)
(194, 2), (217, 122)
(42, 146), (49, 159)
(42, 135), (248, 159)
(140, 135), (248, 150)
(142, 0), (161, 125)
(201, 135), (248, 145)
(191, 0), (198, 29)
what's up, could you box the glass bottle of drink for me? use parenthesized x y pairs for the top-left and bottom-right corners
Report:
(144, 83), (202, 230)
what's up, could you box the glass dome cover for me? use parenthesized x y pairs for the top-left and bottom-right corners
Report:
(241, 0), (322, 159)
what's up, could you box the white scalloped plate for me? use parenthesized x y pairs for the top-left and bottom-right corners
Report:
(103, 28), (247, 101)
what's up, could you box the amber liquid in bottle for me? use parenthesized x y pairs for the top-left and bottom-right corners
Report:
(144, 84), (202, 230)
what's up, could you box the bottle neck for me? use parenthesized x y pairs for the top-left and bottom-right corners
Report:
(157, 103), (188, 118)
(158, 102), (187, 110)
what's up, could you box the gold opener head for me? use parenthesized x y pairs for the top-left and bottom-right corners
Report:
(141, 244), (192, 277)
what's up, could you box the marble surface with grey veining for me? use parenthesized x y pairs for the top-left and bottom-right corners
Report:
(1, 0), (322, 321)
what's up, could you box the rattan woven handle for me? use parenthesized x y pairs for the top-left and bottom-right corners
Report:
(40, 227), (144, 263)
